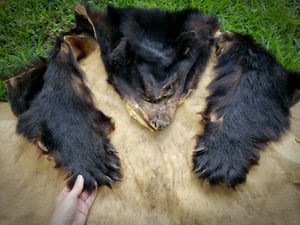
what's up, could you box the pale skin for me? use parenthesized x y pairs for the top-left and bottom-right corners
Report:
(49, 175), (98, 225)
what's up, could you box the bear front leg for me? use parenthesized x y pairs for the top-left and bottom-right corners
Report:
(12, 37), (122, 191)
(193, 120), (260, 187)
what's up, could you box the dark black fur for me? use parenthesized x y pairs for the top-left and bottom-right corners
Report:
(5, 60), (46, 116)
(193, 32), (300, 187)
(105, 7), (218, 98)
(75, 4), (219, 73)
(8, 36), (121, 191)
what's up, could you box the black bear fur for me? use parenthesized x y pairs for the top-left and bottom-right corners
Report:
(193, 31), (300, 187)
(5, 60), (47, 116)
(7, 35), (122, 191)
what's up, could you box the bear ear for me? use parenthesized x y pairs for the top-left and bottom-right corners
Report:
(186, 12), (220, 39)
(63, 34), (99, 61)
(74, 3), (98, 39)
(287, 71), (300, 107)
(176, 31), (199, 57)
(4, 59), (47, 116)
(109, 38), (133, 66)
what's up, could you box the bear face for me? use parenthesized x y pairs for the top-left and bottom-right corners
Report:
(74, 4), (220, 131)
(109, 31), (212, 131)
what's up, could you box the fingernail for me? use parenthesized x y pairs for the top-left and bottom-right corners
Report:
(77, 175), (83, 182)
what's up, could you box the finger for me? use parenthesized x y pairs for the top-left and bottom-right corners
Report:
(79, 191), (89, 202)
(70, 175), (84, 197)
(85, 188), (98, 208)
(56, 185), (71, 202)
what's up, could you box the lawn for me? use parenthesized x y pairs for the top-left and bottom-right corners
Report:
(0, 0), (299, 101)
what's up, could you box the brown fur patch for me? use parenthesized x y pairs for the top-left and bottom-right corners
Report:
(64, 35), (98, 61)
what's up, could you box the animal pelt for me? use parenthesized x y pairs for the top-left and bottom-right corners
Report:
(193, 31), (300, 187)
(4, 4), (300, 191)
(0, 41), (299, 225)
(5, 35), (122, 191)
(6, 4), (221, 190)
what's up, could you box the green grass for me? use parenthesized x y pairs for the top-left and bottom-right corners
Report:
(0, 0), (299, 101)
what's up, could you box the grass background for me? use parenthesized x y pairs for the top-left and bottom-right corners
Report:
(0, 0), (299, 101)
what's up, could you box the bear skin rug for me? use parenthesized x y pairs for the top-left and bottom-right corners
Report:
(5, 4), (300, 191)
(1, 4), (300, 225)
(1, 34), (300, 225)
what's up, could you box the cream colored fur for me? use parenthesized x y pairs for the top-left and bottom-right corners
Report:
(0, 43), (299, 225)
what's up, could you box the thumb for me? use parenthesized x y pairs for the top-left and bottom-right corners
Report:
(70, 175), (84, 197)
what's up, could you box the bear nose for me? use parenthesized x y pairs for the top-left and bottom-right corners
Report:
(149, 116), (170, 130)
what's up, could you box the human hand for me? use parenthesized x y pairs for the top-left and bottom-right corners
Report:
(49, 175), (98, 225)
